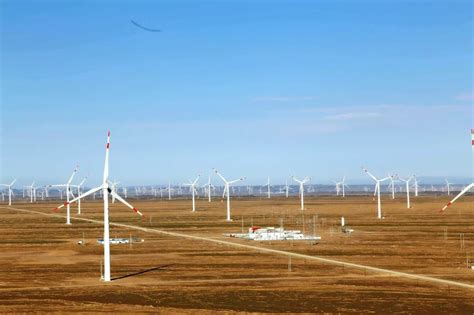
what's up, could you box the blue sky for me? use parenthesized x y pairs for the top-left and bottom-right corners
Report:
(1, 0), (472, 186)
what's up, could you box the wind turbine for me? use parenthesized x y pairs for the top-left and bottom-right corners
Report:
(53, 131), (143, 282)
(444, 179), (452, 195)
(110, 181), (120, 203)
(203, 175), (214, 202)
(441, 129), (474, 211)
(214, 169), (245, 221)
(25, 182), (37, 203)
(0, 179), (17, 206)
(123, 187), (128, 198)
(341, 176), (350, 197)
(50, 166), (79, 225)
(184, 175), (200, 212)
(398, 176), (414, 208)
(334, 176), (349, 197)
(362, 167), (391, 219)
(73, 177), (87, 214)
(334, 181), (341, 196)
(43, 185), (49, 199)
(292, 176), (311, 210)
(265, 177), (271, 199)
(387, 174), (398, 199)
(284, 180), (290, 198)
(412, 176), (419, 197)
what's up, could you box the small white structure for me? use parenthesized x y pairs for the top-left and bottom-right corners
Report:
(97, 238), (144, 245)
(97, 238), (129, 245)
(225, 226), (321, 242)
(341, 216), (354, 234)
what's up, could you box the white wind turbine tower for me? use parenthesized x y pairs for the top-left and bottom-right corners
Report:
(123, 187), (128, 198)
(0, 179), (17, 206)
(266, 177), (271, 199)
(441, 129), (474, 211)
(110, 181), (120, 203)
(168, 182), (172, 200)
(362, 167), (391, 219)
(184, 175), (200, 212)
(50, 166), (79, 225)
(25, 182), (37, 203)
(387, 174), (397, 199)
(54, 131), (143, 282)
(412, 175), (419, 197)
(203, 175), (214, 202)
(444, 179), (452, 195)
(284, 180), (290, 198)
(334, 181), (341, 196)
(44, 185), (49, 199)
(398, 175), (414, 208)
(214, 169), (245, 221)
(292, 176), (311, 210)
(31, 182), (37, 203)
(341, 176), (349, 197)
(73, 177), (87, 214)
(334, 176), (349, 197)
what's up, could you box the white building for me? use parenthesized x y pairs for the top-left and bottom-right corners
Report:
(225, 226), (321, 242)
(96, 238), (144, 245)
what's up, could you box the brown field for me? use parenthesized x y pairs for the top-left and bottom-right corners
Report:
(0, 194), (473, 314)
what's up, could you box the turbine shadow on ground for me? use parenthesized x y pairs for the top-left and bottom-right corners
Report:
(111, 264), (173, 281)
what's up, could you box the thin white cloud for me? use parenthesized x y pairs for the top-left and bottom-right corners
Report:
(323, 112), (382, 120)
(252, 96), (318, 102)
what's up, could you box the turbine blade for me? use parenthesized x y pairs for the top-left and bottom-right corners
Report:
(228, 177), (245, 184)
(362, 167), (378, 181)
(79, 177), (87, 186)
(53, 185), (102, 211)
(67, 166), (79, 185)
(441, 183), (474, 211)
(110, 191), (143, 216)
(213, 169), (227, 183)
(292, 176), (302, 184)
(103, 131), (111, 183)
(222, 185), (227, 199)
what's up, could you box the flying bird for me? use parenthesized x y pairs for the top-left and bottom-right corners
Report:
(131, 20), (161, 32)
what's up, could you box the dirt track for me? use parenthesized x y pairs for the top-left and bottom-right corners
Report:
(5, 205), (473, 290)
